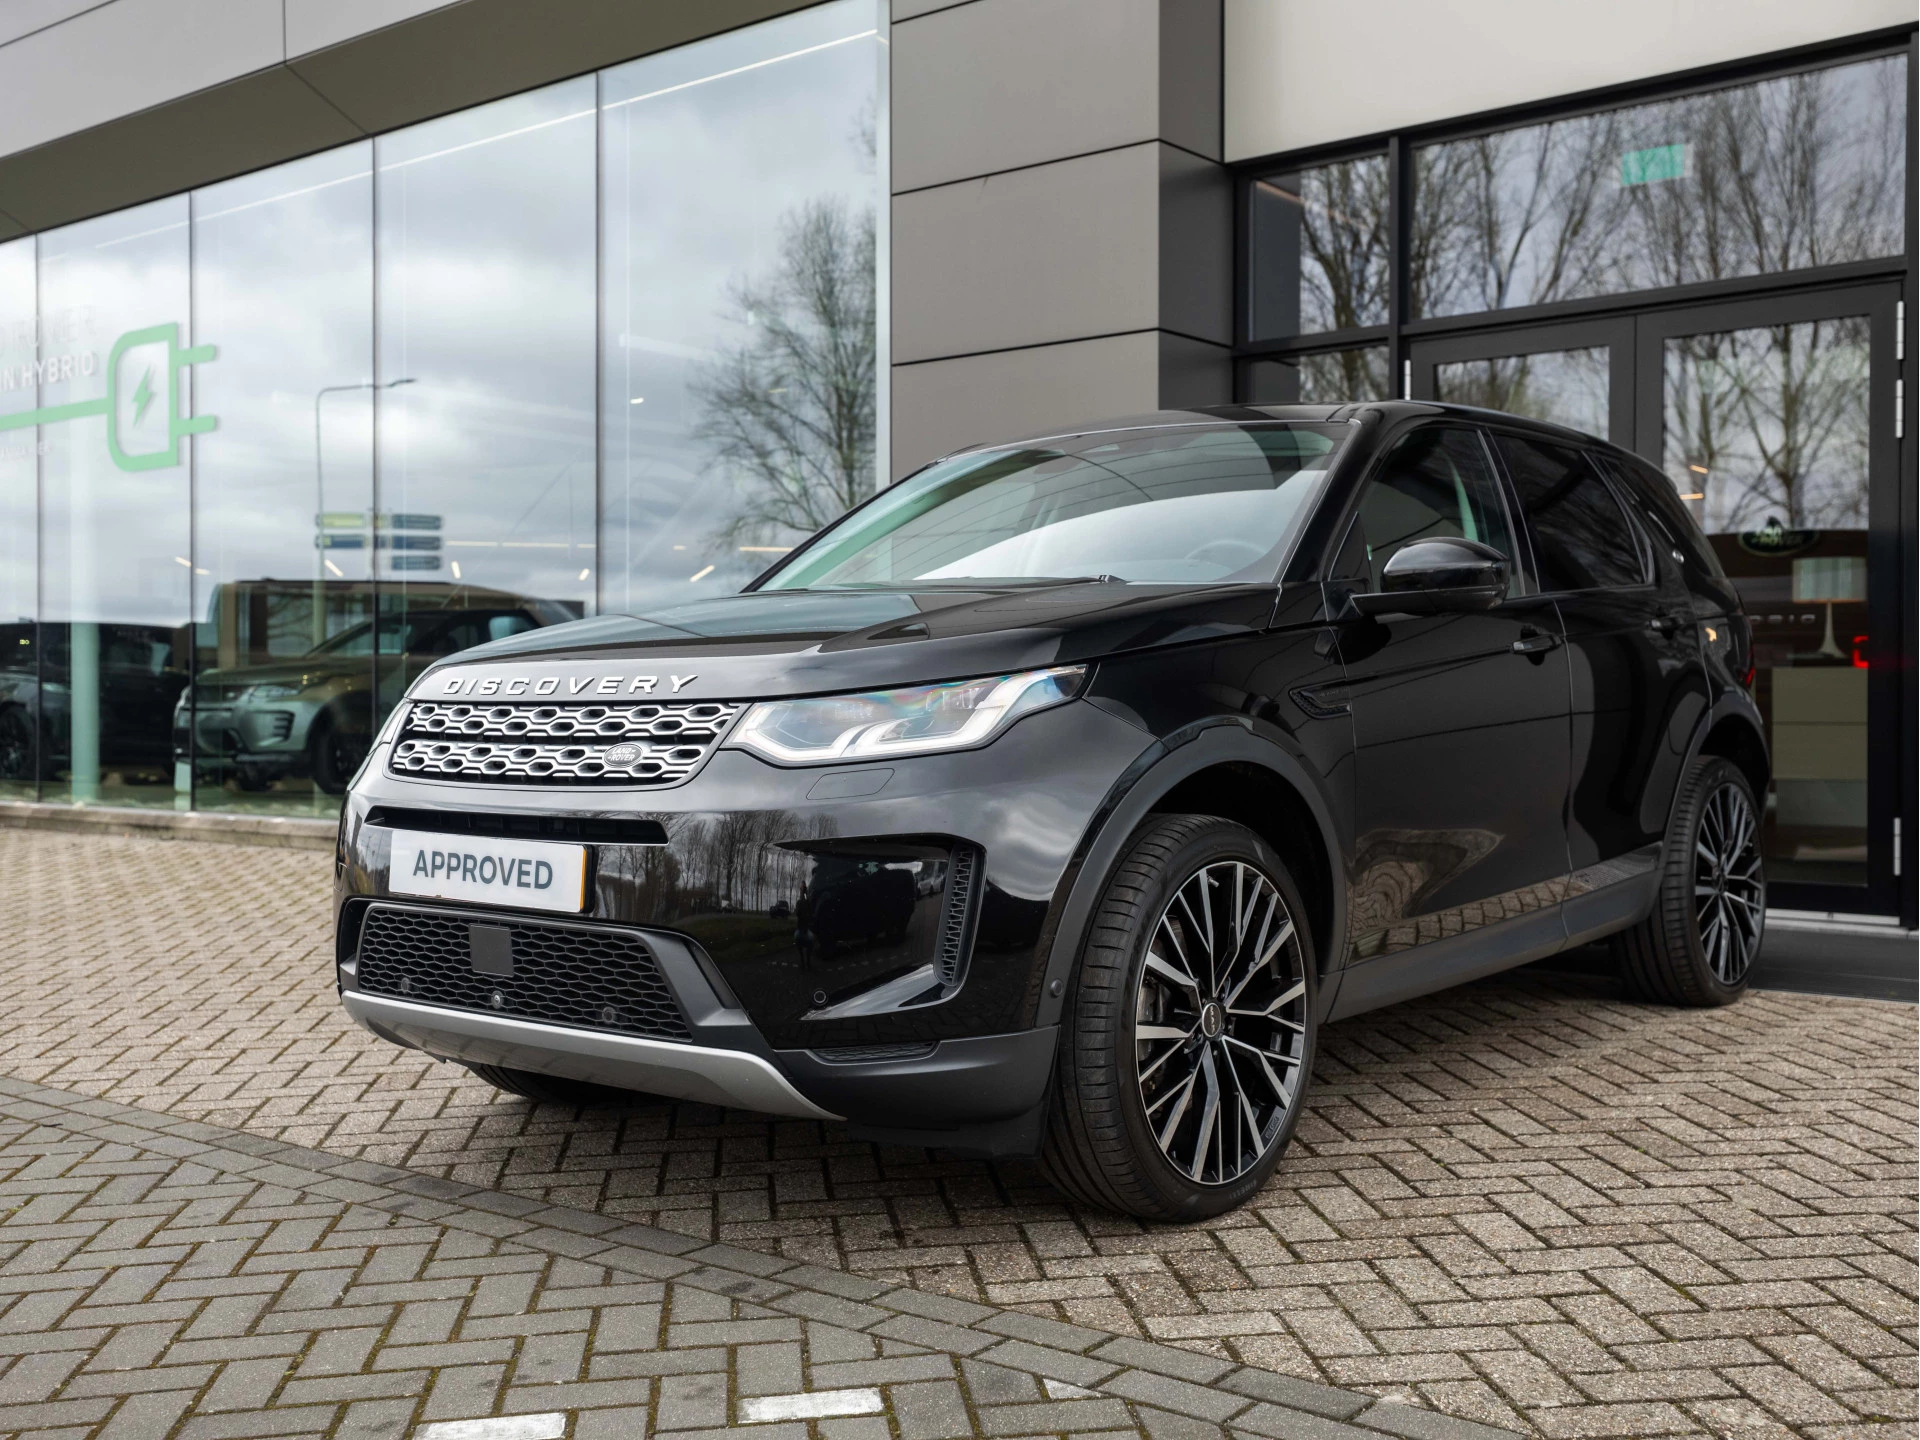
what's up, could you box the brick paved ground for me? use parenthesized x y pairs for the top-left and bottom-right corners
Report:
(0, 829), (1912, 1438)
(0, 1074), (1436, 1440)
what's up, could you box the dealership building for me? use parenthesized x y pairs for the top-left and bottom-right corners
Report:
(0, 0), (1911, 926)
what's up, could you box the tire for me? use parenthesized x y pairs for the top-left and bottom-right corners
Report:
(308, 717), (366, 796)
(464, 1063), (642, 1108)
(0, 707), (37, 781)
(1040, 814), (1318, 1221)
(1617, 756), (1764, 1007)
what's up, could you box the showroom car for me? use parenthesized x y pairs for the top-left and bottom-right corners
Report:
(332, 403), (1766, 1221)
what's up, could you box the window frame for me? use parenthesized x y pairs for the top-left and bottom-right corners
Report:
(1319, 421), (1535, 599)
(1486, 428), (1657, 597)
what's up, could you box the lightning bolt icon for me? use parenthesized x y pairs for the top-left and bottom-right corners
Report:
(132, 367), (155, 425)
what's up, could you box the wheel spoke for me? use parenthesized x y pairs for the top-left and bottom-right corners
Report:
(1225, 905), (1291, 1009)
(1189, 1048), (1222, 1181)
(1229, 977), (1306, 1021)
(1144, 950), (1201, 996)
(1136, 1024), (1193, 1043)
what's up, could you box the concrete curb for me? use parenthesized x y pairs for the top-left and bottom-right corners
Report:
(0, 1072), (1525, 1440)
(0, 799), (337, 850)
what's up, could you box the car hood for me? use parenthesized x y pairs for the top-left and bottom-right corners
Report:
(195, 655), (366, 694)
(412, 584), (1310, 702)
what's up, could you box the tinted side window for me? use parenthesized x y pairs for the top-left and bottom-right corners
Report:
(1495, 435), (1647, 592)
(1338, 427), (1515, 591)
(1604, 452), (1726, 579)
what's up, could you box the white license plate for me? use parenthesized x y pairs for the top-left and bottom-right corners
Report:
(388, 832), (588, 913)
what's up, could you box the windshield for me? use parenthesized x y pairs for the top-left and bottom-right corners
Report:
(761, 422), (1350, 590)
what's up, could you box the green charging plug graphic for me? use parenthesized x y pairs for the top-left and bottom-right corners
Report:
(0, 321), (217, 471)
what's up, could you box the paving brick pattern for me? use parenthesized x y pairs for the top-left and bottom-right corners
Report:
(0, 1074), (1470, 1440)
(0, 830), (1913, 1438)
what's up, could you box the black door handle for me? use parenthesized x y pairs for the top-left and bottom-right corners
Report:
(1512, 629), (1559, 655)
(1647, 614), (1681, 634)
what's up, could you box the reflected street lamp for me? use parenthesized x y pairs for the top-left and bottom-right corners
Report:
(314, 378), (414, 646)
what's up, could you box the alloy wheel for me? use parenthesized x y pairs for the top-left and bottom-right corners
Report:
(1693, 781), (1763, 984)
(1132, 860), (1309, 1186)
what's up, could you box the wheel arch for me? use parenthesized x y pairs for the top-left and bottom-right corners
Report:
(1032, 719), (1346, 1029)
(1694, 707), (1769, 804)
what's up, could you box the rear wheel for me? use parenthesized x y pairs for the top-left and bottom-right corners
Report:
(464, 1063), (642, 1108)
(1041, 814), (1316, 1221)
(1618, 756), (1764, 1006)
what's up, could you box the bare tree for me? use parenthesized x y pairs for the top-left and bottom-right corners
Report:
(692, 197), (876, 546)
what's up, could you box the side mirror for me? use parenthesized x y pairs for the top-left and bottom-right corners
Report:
(1350, 538), (1508, 617)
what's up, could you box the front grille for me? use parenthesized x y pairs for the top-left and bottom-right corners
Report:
(388, 700), (743, 786)
(355, 903), (692, 1041)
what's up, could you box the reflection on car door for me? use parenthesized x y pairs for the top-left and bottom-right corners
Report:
(1493, 434), (1708, 941)
(1326, 425), (1573, 1016)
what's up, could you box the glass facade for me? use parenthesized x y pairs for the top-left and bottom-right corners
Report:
(1411, 55), (1906, 319)
(1662, 315), (1874, 888)
(0, 0), (883, 817)
(1238, 43), (1912, 916)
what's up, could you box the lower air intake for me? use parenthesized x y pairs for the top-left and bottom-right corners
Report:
(355, 903), (691, 1042)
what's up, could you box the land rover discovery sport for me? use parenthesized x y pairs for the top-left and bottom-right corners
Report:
(334, 403), (1767, 1221)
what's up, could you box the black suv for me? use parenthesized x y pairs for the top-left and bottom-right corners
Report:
(334, 404), (1766, 1222)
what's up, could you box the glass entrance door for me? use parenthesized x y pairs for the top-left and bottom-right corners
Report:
(1637, 286), (1903, 913)
(1409, 318), (1633, 442)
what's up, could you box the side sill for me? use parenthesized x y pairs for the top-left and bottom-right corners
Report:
(1328, 906), (1568, 1021)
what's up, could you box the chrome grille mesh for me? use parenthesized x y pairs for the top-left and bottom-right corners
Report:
(389, 700), (743, 786)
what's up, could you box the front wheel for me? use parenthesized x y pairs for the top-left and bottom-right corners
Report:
(1617, 755), (1764, 1006)
(1041, 814), (1317, 1221)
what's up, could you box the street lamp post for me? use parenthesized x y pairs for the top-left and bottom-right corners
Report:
(313, 378), (414, 648)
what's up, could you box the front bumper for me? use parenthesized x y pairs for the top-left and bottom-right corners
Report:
(334, 698), (1150, 1147)
(343, 990), (841, 1119)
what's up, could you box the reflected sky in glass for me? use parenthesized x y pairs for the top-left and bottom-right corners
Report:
(1412, 55), (1906, 319)
(601, 0), (881, 614)
(377, 76), (598, 614)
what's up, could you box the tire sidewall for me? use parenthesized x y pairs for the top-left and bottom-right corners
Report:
(1102, 820), (1318, 1220)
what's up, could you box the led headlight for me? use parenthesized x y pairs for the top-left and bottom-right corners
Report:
(725, 665), (1088, 766)
(245, 683), (302, 701)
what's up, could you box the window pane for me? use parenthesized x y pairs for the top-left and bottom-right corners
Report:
(188, 143), (373, 816)
(1414, 55), (1906, 318)
(1248, 155), (1389, 341)
(1496, 435), (1644, 591)
(38, 198), (193, 808)
(1434, 346), (1609, 438)
(0, 237), (34, 799)
(1244, 347), (1390, 404)
(601, 1), (882, 613)
(1662, 315), (1872, 888)
(375, 79), (597, 721)
(1342, 428), (1515, 591)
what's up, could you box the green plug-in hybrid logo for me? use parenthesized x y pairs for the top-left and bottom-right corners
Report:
(0, 322), (215, 471)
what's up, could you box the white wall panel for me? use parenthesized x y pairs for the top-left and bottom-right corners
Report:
(892, 0), (1160, 191)
(286, 0), (464, 58)
(0, 0), (281, 159)
(893, 143), (1161, 364)
(1225, 0), (1914, 161)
